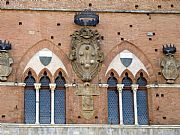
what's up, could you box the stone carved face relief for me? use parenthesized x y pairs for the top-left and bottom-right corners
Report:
(69, 27), (104, 82)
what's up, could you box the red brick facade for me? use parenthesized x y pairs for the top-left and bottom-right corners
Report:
(0, 0), (180, 125)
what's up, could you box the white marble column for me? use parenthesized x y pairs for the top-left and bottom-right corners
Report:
(117, 84), (124, 125)
(131, 84), (139, 125)
(34, 83), (41, 124)
(49, 83), (56, 124)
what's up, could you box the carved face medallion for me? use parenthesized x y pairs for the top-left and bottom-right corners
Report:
(69, 27), (104, 82)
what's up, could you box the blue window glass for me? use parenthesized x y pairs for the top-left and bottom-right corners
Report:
(107, 72), (119, 124)
(54, 72), (66, 124)
(24, 71), (36, 124)
(137, 73), (149, 125)
(39, 71), (51, 124)
(122, 73), (134, 125)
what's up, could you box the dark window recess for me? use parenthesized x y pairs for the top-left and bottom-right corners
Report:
(78, 116), (81, 118)
(51, 36), (54, 39)
(121, 38), (124, 41)
(155, 49), (158, 52)
(2, 115), (5, 118)
(57, 23), (60, 26)
(117, 32), (120, 35)
(149, 38), (152, 41)
(163, 117), (166, 119)
(171, 4), (174, 8)
(129, 25), (133, 27)
(19, 22), (22, 25)
(161, 94), (164, 97)
(89, 3), (92, 7)
(58, 43), (61, 46)
(153, 32), (155, 35)
(156, 93), (159, 97)
(95, 116), (98, 119)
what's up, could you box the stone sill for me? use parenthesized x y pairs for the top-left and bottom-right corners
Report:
(1, 123), (180, 129)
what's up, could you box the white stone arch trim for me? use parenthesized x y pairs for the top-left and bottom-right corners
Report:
(106, 50), (148, 77)
(23, 48), (68, 76)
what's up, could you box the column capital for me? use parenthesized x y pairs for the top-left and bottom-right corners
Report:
(131, 84), (139, 91)
(49, 83), (56, 91)
(34, 83), (41, 90)
(99, 83), (109, 88)
(117, 84), (124, 92)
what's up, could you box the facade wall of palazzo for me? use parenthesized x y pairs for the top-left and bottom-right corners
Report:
(0, 0), (180, 126)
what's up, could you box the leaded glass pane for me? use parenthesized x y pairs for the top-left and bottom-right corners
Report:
(107, 73), (118, 87)
(122, 90), (134, 125)
(55, 90), (65, 124)
(24, 90), (36, 124)
(39, 72), (51, 124)
(24, 72), (35, 86)
(40, 72), (50, 86)
(55, 72), (66, 87)
(108, 90), (119, 124)
(137, 76), (147, 86)
(24, 72), (36, 124)
(54, 72), (66, 124)
(137, 73), (149, 125)
(122, 73), (134, 125)
(39, 89), (51, 124)
(122, 76), (132, 86)
(137, 90), (148, 125)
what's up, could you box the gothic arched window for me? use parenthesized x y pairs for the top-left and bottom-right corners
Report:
(122, 72), (134, 125)
(137, 72), (149, 125)
(39, 71), (51, 124)
(107, 72), (119, 124)
(24, 71), (36, 124)
(54, 72), (66, 124)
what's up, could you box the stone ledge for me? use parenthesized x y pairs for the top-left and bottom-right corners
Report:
(1, 123), (180, 129)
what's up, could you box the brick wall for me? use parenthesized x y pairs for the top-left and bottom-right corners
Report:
(0, 4), (180, 124)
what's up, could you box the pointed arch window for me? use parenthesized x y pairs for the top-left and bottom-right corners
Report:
(39, 71), (51, 124)
(137, 72), (149, 125)
(107, 72), (119, 124)
(122, 72), (134, 125)
(24, 71), (36, 124)
(54, 72), (66, 124)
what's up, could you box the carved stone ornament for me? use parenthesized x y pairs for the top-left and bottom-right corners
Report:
(69, 27), (104, 82)
(75, 82), (100, 119)
(161, 44), (180, 84)
(0, 50), (13, 81)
